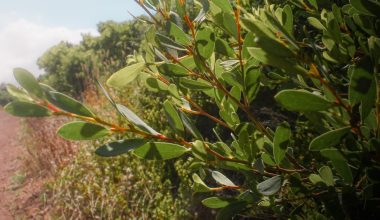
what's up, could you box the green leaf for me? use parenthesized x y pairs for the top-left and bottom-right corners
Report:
(216, 201), (247, 220)
(275, 90), (333, 112)
(180, 78), (213, 90)
(166, 21), (191, 46)
(281, 5), (294, 36)
(215, 38), (235, 57)
(211, 0), (233, 13)
(6, 84), (33, 101)
(350, 0), (380, 16)
(273, 122), (291, 164)
(348, 59), (376, 116)
(106, 62), (145, 89)
(163, 100), (184, 136)
(133, 142), (188, 160)
(95, 139), (148, 157)
(4, 101), (51, 117)
(156, 33), (187, 51)
(309, 127), (351, 151)
(196, 26), (216, 59)
(319, 166), (334, 186)
(214, 12), (238, 39)
(321, 149), (353, 184)
(309, 174), (324, 185)
(145, 77), (169, 92)
(242, 19), (295, 57)
(13, 68), (44, 98)
(211, 171), (237, 187)
(47, 91), (94, 117)
(39, 83), (56, 93)
(308, 17), (326, 30)
(192, 173), (211, 192)
(57, 121), (109, 140)
(116, 104), (159, 135)
(257, 175), (282, 196)
(247, 47), (308, 76)
(180, 112), (203, 139)
(158, 63), (188, 77)
(192, 140), (214, 161)
(202, 197), (231, 209)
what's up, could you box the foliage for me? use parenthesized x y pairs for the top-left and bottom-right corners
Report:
(5, 0), (380, 219)
(51, 147), (192, 219)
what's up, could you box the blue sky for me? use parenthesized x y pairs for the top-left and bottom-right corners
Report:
(0, 0), (146, 83)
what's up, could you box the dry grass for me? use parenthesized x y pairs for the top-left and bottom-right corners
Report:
(20, 117), (78, 176)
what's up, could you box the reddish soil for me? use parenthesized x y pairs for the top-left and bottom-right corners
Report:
(0, 108), (22, 219)
(0, 108), (48, 219)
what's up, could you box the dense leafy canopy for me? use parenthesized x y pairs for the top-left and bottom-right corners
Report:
(4, 0), (380, 219)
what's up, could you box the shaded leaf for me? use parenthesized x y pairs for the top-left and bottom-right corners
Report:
(319, 166), (334, 186)
(257, 175), (282, 196)
(133, 142), (189, 160)
(309, 127), (351, 151)
(163, 100), (184, 136)
(196, 26), (216, 59)
(275, 90), (333, 112)
(4, 101), (51, 117)
(273, 122), (291, 164)
(158, 63), (188, 77)
(47, 91), (94, 117)
(95, 139), (148, 157)
(321, 149), (353, 184)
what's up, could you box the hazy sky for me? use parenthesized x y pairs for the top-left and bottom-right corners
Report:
(0, 0), (145, 83)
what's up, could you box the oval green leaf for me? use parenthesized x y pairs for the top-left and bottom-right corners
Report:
(211, 171), (237, 187)
(4, 101), (51, 117)
(195, 26), (216, 59)
(257, 175), (282, 196)
(309, 127), (351, 151)
(202, 197), (231, 209)
(163, 100), (184, 136)
(133, 142), (189, 160)
(273, 122), (291, 165)
(116, 104), (159, 135)
(192, 173), (212, 192)
(275, 90), (333, 112)
(95, 139), (148, 157)
(48, 91), (94, 117)
(319, 166), (334, 186)
(320, 149), (353, 184)
(158, 63), (189, 77)
(13, 68), (44, 98)
(106, 62), (145, 89)
(180, 78), (213, 90)
(57, 121), (109, 140)
(6, 84), (33, 102)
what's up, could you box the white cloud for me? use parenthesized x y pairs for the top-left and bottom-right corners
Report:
(0, 17), (96, 84)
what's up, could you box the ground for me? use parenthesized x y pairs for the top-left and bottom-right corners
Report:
(0, 108), (48, 219)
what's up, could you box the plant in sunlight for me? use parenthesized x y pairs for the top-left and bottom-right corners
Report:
(5, 0), (380, 219)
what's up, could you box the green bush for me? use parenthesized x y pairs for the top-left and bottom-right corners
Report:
(51, 147), (192, 219)
(5, 0), (380, 219)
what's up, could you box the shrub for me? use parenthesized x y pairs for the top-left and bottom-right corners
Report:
(5, 0), (380, 219)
